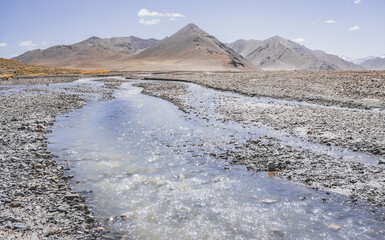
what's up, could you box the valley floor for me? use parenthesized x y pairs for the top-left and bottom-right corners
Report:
(0, 71), (384, 238)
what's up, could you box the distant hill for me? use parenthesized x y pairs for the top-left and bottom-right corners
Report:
(12, 36), (159, 70)
(341, 55), (377, 65)
(226, 39), (262, 58)
(120, 23), (255, 71)
(360, 57), (385, 70)
(228, 36), (363, 70)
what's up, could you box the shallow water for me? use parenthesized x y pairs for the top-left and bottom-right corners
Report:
(48, 80), (385, 239)
(0, 76), (122, 102)
(175, 81), (383, 166)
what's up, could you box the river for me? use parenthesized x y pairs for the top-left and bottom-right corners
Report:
(47, 78), (385, 239)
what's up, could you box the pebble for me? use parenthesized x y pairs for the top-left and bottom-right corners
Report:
(33, 163), (44, 169)
(262, 199), (278, 204)
(329, 224), (342, 230)
(64, 193), (79, 200)
(13, 223), (26, 230)
(10, 202), (22, 208)
(267, 162), (276, 171)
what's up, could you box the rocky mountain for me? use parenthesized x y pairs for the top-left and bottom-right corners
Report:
(120, 24), (254, 71)
(227, 39), (262, 57)
(341, 55), (376, 65)
(360, 57), (385, 70)
(228, 36), (363, 70)
(12, 36), (159, 69)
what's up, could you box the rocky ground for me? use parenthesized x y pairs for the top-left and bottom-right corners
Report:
(134, 77), (385, 207)
(127, 71), (385, 110)
(0, 76), (120, 239)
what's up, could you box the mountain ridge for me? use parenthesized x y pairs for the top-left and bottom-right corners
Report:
(12, 36), (159, 69)
(228, 36), (363, 70)
(119, 23), (255, 71)
(360, 57), (385, 70)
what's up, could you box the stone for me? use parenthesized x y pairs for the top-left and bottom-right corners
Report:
(57, 206), (69, 213)
(262, 199), (277, 204)
(34, 163), (44, 169)
(1, 198), (12, 203)
(10, 202), (22, 208)
(267, 162), (276, 171)
(329, 224), (342, 230)
(76, 204), (86, 211)
(64, 193), (79, 200)
(86, 216), (95, 223)
(13, 223), (26, 230)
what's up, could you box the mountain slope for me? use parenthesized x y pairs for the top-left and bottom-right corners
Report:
(229, 36), (363, 70)
(121, 24), (255, 71)
(341, 55), (376, 65)
(12, 36), (159, 69)
(360, 57), (385, 70)
(227, 39), (263, 57)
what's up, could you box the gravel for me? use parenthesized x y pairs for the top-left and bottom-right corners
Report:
(127, 71), (385, 110)
(0, 76), (120, 239)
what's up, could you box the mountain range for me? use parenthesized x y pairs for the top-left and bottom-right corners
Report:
(228, 37), (363, 70)
(117, 24), (254, 71)
(13, 36), (159, 70)
(360, 57), (385, 70)
(13, 23), (375, 71)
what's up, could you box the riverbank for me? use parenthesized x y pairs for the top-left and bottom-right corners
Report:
(0, 75), (121, 239)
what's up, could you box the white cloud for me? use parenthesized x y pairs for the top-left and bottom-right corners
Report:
(349, 25), (360, 31)
(291, 37), (305, 43)
(165, 13), (184, 18)
(19, 41), (38, 49)
(325, 20), (336, 24)
(138, 9), (162, 17)
(137, 8), (184, 24)
(354, 0), (362, 4)
(0, 42), (7, 47)
(41, 41), (50, 45)
(138, 8), (185, 18)
(139, 18), (160, 25)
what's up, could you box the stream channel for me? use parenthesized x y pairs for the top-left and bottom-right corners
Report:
(47, 77), (385, 239)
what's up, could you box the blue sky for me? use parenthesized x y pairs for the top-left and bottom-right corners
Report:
(0, 0), (384, 59)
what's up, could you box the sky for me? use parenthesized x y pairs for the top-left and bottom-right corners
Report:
(0, 0), (384, 59)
